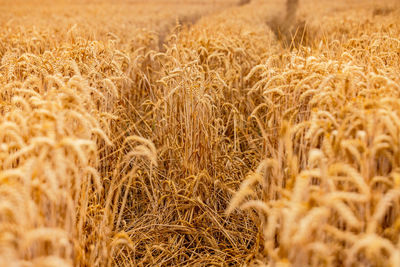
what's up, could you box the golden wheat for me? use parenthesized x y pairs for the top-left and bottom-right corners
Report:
(1, 0), (400, 266)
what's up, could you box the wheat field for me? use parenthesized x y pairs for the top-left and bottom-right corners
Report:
(1, 0), (400, 266)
